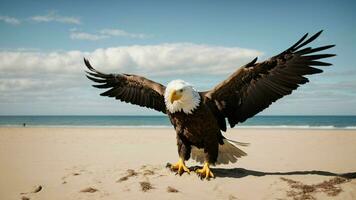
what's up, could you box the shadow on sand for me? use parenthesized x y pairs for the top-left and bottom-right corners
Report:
(208, 167), (356, 179)
(166, 163), (356, 179)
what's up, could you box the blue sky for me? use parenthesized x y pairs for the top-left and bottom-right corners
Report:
(0, 0), (355, 115)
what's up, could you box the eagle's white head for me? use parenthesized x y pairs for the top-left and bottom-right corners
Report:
(164, 80), (201, 114)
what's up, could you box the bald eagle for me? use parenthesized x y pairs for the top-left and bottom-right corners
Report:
(85, 31), (335, 179)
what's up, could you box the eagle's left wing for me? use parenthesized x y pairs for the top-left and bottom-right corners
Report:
(203, 31), (335, 131)
(84, 58), (167, 113)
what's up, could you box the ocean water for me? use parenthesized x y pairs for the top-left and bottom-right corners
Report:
(0, 115), (356, 129)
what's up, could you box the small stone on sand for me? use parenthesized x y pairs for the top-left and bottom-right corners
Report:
(80, 187), (98, 193)
(31, 185), (42, 193)
(20, 185), (42, 195)
(167, 186), (179, 193)
(117, 176), (128, 182)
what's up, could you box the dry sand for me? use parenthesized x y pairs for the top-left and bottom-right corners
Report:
(0, 127), (355, 200)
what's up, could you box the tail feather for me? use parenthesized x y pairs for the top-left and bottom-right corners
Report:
(191, 147), (205, 164)
(191, 138), (249, 165)
(226, 139), (250, 147)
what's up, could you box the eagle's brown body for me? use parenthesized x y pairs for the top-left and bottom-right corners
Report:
(85, 31), (335, 179)
(168, 97), (224, 164)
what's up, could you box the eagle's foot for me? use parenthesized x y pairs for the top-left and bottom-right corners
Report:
(170, 158), (190, 176)
(195, 162), (214, 180)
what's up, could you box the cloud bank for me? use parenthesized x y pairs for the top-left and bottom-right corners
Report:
(0, 43), (262, 78)
(0, 44), (261, 114)
(0, 44), (354, 115)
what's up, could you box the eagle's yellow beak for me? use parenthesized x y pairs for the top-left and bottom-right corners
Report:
(170, 90), (182, 103)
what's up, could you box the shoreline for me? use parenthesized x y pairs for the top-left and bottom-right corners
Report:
(2, 115), (356, 130)
(2, 125), (356, 130)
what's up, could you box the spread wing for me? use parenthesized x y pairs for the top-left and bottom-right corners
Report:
(204, 31), (335, 130)
(84, 58), (167, 113)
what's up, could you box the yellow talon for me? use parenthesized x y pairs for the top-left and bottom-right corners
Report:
(195, 162), (214, 180)
(171, 158), (190, 175)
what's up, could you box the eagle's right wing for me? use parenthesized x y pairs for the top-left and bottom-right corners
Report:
(85, 58), (167, 114)
(203, 31), (335, 131)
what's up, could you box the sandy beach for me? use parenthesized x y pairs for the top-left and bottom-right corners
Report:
(0, 127), (355, 200)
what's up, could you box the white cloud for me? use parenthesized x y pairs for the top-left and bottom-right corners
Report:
(0, 44), (262, 114)
(70, 32), (108, 41)
(100, 29), (149, 39)
(30, 11), (80, 24)
(0, 44), (354, 115)
(70, 28), (150, 41)
(0, 15), (21, 25)
(0, 43), (262, 77)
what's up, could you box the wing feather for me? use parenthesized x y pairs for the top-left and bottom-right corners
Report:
(204, 31), (335, 129)
(84, 58), (167, 113)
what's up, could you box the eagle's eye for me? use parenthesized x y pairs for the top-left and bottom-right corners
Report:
(178, 89), (184, 93)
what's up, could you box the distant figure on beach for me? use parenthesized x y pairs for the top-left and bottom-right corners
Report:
(23, 123), (26, 127)
(85, 31), (335, 179)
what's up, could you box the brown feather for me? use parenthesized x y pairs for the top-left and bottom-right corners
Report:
(84, 58), (167, 113)
(204, 31), (335, 128)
